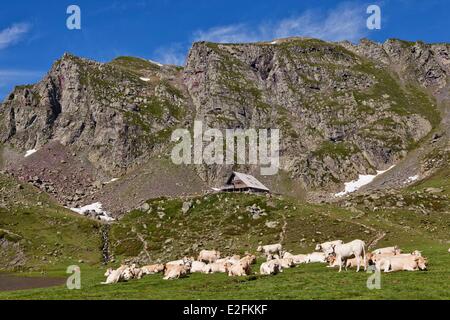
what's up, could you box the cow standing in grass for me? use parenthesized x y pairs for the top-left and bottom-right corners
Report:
(327, 239), (366, 272)
(315, 240), (343, 253)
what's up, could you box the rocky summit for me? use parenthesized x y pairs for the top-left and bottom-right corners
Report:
(0, 37), (449, 215)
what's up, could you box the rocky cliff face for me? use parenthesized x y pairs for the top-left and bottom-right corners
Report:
(0, 38), (447, 205)
(184, 38), (443, 188)
(0, 54), (192, 176)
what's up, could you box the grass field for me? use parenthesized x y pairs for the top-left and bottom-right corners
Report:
(1, 195), (449, 300)
(0, 242), (448, 300)
(1, 172), (448, 300)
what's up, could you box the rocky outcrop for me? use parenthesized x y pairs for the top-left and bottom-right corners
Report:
(184, 38), (441, 189)
(0, 54), (192, 176)
(0, 38), (446, 200)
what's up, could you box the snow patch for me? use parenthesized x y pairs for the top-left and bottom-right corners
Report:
(70, 202), (115, 222)
(271, 41), (278, 44)
(335, 166), (395, 197)
(404, 175), (419, 184)
(24, 149), (37, 157)
(106, 178), (119, 184)
(139, 77), (151, 82)
(148, 59), (163, 67)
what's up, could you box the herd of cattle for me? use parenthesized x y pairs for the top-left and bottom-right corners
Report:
(102, 239), (428, 284)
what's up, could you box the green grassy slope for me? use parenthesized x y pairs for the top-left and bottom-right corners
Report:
(1, 191), (448, 300)
(0, 174), (103, 271)
(1, 244), (448, 300)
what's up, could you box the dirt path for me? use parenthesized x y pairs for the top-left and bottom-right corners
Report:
(279, 214), (288, 244)
(132, 227), (151, 262)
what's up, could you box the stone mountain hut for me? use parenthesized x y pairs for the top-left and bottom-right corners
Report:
(217, 172), (270, 193)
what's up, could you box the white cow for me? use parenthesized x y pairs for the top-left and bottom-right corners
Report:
(204, 262), (227, 273)
(266, 254), (280, 262)
(102, 265), (128, 284)
(376, 255), (427, 273)
(292, 254), (309, 265)
(260, 260), (282, 275)
(122, 264), (143, 281)
(240, 254), (257, 266)
(226, 262), (251, 277)
(216, 255), (241, 265)
(274, 258), (295, 269)
(372, 246), (401, 255)
(166, 257), (193, 268)
(283, 252), (309, 265)
(141, 264), (165, 275)
(370, 250), (422, 265)
(190, 261), (209, 273)
(198, 250), (221, 263)
(328, 239), (366, 272)
(257, 244), (283, 257)
(307, 252), (327, 263)
(163, 265), (189, 280)
(315, 240), (344, 253)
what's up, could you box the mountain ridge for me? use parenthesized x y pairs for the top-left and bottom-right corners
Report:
(0, 37), (448, 214)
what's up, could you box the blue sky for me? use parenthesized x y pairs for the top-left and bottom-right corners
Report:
(0, 0), (449, 100)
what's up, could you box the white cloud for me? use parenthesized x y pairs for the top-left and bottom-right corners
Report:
(193, 24), (260, 44)
(152, 43), (187, 66)
(193, 3), (367, 44)
(149, 3), (368, 68)
(0, 23), (30, 50)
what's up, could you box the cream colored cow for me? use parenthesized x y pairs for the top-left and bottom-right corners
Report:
(327, 239), (366, 272)
(141, 264), (165, 275)
(204, 262), (227, 273)
(198, 250), (221, 263)
(260, 260), (282, 275)
(257, 244), (283, 257)
(376, 255), (428, 273)
(240, 254), (257, 266)
(372, 246), (401, 255)
(102, 265), (128, 284)
(190, 261), (209, 273)
(307, 252), (327, 263)
(315, 240), (343, 253)
(283, 252), (309, 265)
(274, 258), (295, 269)
(226, 262), (251, 277)
(163, 265), (189, 280)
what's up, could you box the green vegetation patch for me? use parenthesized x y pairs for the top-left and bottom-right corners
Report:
(312, 141), (360, 159)
(352, 62), (440, 127)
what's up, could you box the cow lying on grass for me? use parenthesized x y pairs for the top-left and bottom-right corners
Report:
(164, 265), (190, 280)
(260, 260), (282, 275)
(198, 250), (221, 264)
(141, 264), (165, 275)
(372, 246), (402, 255)
(102, 264), (142, 284)
(376, 255), (428, 272)
(102, 242), (429, 284)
